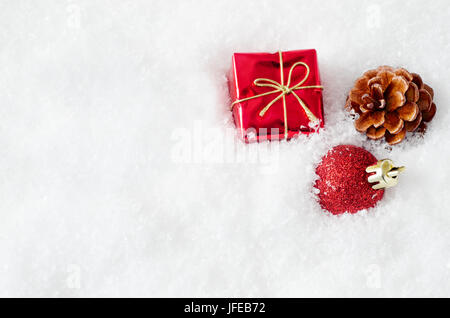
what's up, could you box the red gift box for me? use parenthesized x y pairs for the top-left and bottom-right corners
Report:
(229, 49), (324, 142)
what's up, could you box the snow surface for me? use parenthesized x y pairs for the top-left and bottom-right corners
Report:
(0, 0), (449, 297)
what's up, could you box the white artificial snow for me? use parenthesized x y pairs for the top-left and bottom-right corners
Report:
(0, 0), (449, 297)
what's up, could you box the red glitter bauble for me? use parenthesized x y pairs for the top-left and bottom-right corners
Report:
(314, 145), (384, 215)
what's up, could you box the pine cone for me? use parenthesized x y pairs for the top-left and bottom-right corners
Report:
(345, 66), (436, 145)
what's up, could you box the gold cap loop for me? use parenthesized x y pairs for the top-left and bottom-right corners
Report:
(366, 159), (405, 190)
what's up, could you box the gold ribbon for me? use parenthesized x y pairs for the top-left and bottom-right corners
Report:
(231, 51), (323, 139)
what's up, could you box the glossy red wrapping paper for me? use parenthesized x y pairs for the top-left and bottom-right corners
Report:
(229, 49), (324, 142)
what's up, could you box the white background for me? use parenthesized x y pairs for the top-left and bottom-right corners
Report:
(0, 0), (449, 297)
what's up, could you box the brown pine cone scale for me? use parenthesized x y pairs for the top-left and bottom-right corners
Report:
(345, 66), (436, 145)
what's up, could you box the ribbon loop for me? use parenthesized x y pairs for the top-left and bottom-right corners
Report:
(231, 51), (323, 139)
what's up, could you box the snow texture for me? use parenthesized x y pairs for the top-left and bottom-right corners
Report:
(0, 0), (449, 297)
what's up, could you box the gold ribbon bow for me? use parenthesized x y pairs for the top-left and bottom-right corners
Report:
(231, 51), (323, 139)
